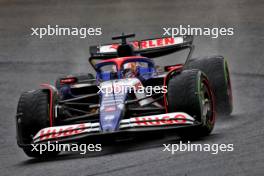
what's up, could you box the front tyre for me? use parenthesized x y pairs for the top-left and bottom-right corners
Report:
(16, 90), (60, 158)
(167, 70), (216, 137)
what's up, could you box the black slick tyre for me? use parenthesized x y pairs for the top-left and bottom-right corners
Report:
(16, 90), (60, 158)
(167, 69), (216, 137)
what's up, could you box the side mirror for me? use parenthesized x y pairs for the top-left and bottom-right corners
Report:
(164, 64), (183, 72)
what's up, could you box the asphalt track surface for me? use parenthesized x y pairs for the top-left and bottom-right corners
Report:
(0, 0), (264, 176)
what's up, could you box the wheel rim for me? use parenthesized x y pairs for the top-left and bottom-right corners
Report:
(200, 79), (215, 124)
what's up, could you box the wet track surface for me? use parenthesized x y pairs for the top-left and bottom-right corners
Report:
(0, 0), (264, 175)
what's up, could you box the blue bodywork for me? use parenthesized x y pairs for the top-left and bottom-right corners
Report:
(95, 57), (156, 132)
(59, 57), (158, 133)
(99, 83), (127, 132)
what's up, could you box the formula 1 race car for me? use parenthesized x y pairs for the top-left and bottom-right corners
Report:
(16, 33), (233, 157)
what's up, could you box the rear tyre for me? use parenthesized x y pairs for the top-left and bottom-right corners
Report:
(186, 56), (233, 115)
(167, 70), (215, 137)
(16, 90), (60, 158)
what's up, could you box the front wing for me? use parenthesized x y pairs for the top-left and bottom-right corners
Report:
(33, 112), (199, 143)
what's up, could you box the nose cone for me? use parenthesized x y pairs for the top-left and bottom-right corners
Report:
(100, 105), (123, 132)
(98, 80), (128, 132)
(99, 90), (126, 132)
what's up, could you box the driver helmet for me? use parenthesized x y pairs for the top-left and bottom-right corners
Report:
(123, 62), (138, 78)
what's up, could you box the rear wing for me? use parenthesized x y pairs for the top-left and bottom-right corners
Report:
(89, 35), (193, 59)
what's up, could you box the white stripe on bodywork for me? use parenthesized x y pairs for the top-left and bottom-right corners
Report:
(33, 112), (195, 143)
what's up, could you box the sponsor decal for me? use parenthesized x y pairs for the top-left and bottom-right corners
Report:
(99, 37), (183, 53)
(36, 124), (87, 141)
(139, 37), (182, 49)
(104, 106), (116, 112)
(132, 113), (192, 126)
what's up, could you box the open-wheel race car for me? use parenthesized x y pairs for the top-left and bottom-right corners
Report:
(16, 33), (233, 157)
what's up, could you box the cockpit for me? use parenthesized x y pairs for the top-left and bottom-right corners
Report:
(95, 57), (155, 82)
